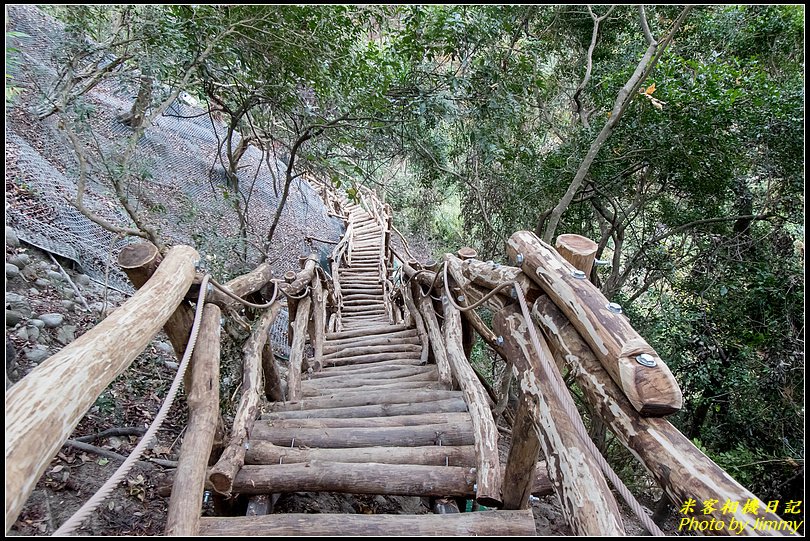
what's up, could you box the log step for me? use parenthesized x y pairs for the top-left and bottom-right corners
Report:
(245, 443), (476, 467)
(230, 462), (476, 498)
(262, 411), (471, 429)
(251, 420), (474, 447)
(326, 324), (409, 340)
(271, 389), (463, 412)
(302, 381), (444, 397)
(262, 397), (468, 419)
(199, 510), (537, 536)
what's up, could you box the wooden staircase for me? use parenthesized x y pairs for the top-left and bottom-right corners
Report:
(198, 201), (536, 535)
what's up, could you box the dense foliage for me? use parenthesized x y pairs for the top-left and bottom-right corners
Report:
(22, 4), (804, 508)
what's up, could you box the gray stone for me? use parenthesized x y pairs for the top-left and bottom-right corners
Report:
(55, 325), (76, 345)
(34, 278), (50, 288)
(21, 265), (40, 280)
(5, 226), (19, 248)
(26, 325), (40, 342)
(6, 292), (32, 316)
(8, 254), (30, 268)
(24, 347), (50, 364)
(14, 327), (29, 341)
(46, 270), (64, 282)
(5, 263), (20, 278)
(61, 300), (76, 311)
(28, 288), (39, 296)
(89, 302), (105, 313)
(30, 319), (45, 329)
(155, 341), (174, 355)
(39, 313), (64, 328)
(61, 288), (76, 300)
(164, 361), (179, 370)
(6, 310), (25, 327)
(75, 274), (91, 286)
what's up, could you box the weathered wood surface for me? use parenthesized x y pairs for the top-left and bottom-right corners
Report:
(532, 296), (786, 534)
(555, 233), (598, 275)
(260, 302), (284, 402)
(262, 397), (469, 420)
(261, 412), (471, 429)
(278, 256), (318, 297)
(251, 421), (475, 447)
(286, 296), (312, 402)
(507, 230), (682, 416)
(199, 510), (537, 536)
(245, 443), (476, 466)
(309, 273), (326, 372)
(118, 241), (196, 364)
(207, 262), (274, 309)
(442, 300), (502, 508)
(166, 303), (221, 536)
(303, 381), (444, 397)
(493, 304), (625, 535)
(403, 282), (430, 364)
(416, 291), (454, 387)
(501, 390), (542, 511)
(5, 245), (199, 531)
(208, 301), (281, 496)
(232, 462), (475, 497)
(269, 389), (464, 412)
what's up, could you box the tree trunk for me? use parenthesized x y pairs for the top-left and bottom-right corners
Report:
(166, 303), (221, 536)
(5, 245), (198, 531)
(286, 297), (312, 402)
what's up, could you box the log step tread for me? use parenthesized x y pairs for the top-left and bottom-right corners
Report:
(199, 510), (537, 536)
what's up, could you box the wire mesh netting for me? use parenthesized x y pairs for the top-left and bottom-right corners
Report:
(6, 5), (344, 347)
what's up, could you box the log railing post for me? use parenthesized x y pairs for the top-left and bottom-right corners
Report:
(493, 305), (624, 534)
(416, 292), (453, 388)
(208, 301), (282, 496)
(5, 245), (199, 531)
(119, 242), (196, 372)
(442, 300), (502, 508)
(286, 296), (312, 402)
(166, 303), (221, 535)
(554, 234), (597, 277)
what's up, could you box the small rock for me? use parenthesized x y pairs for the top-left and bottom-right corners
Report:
(6, 310), (25, 327)
(164, 361), (179, 370)
(46, 270), (64, 282)
(26, 325), (40, 341)
(28, 288), (39, 296)
(39, 313), (64, 328)
(8, 254), (30, 268)
(75, 274), (91, 286)
(61, 288), (76, 300)
(89, 302), (105, 313)
(14, 327), (29, 341)
(5, 263), (20, 278)
(5, 226), (20, 248)
(61, 300), (76, 311)
(155, 341), (174, 355)
(21, 265), (40, 280)
(30, 319), (45, 329)
(34, 278), (50, 288)
(24, 347), (50, 364)
(55, 325), (76, 345)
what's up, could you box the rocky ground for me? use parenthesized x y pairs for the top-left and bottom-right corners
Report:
(6, 225), (186, 535)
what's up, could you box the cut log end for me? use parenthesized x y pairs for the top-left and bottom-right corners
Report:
(208, 472), (233, 496)
(457, 247), (478, 260)
(118, 241), (160, 269)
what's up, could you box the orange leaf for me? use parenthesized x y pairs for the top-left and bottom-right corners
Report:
(645, 83), (656, 95)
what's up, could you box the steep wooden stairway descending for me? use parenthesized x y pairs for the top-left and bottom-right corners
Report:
(198, 201), (536, 535)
